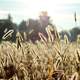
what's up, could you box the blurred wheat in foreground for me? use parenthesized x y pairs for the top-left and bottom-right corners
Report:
(0, 33), (80, 80)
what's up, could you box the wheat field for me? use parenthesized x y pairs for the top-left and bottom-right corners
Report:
(0, 30), (80, 80)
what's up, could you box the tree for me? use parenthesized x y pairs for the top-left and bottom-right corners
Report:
(18, 20), (27, 32)
(8, 14), (12, 21)
(70, 27), (80, 41)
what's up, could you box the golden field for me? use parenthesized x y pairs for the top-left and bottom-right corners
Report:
(0, 34), (80, 80)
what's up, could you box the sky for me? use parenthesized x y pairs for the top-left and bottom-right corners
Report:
(0, 0), (80, 32)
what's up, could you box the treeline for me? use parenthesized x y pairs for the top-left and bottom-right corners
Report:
(18, 20), (80, 42)
(60, 27), (80, 42)
(0, 14), (80, 42)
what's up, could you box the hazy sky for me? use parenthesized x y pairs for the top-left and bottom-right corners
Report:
(0, 0), (80, 31)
